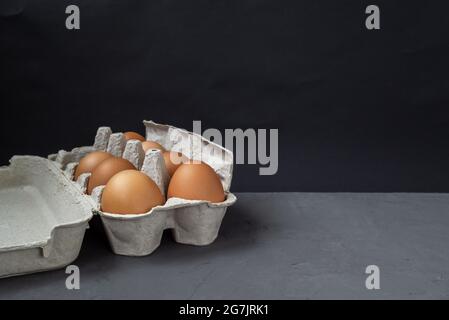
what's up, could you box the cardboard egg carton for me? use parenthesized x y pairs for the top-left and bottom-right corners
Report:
(0, 156), (94, 278)
(0, 121), (236, 278)
(49, 120), (237, 256)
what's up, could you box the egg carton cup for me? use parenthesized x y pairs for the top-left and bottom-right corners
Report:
(0, 156), (94, 278)
(50, 120), (237, 256)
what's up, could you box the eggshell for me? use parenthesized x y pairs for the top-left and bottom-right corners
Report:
(87, 157), (136, 194)
(73, 151), (112, 180)
(163, 151), (188, 177)
(142, 140), (165, 152)
(124, 131), (145, 142)
(168, 161), (225, 203)
(101, 170), (165, 215)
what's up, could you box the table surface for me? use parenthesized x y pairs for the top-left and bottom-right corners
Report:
(1, 192), (449, 300)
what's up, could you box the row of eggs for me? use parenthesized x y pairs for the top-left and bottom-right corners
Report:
(73, 131), (226, 215)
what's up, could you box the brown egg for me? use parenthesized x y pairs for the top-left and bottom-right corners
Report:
(163, 151), (188, 177)
(142, 140), (165, 152)
(167, 161), (225, 203)
(87, 157), (136, 194)
(73, 151), (112, 181)
(101, 170), (165, 215)
(124, 131), (145, 142)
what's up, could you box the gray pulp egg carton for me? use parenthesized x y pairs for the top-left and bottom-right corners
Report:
(49, 120), (237, 257)
(0, 121), (236, 278)
(0, 156), (95, 278)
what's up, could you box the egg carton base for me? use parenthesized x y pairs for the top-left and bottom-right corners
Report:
(99, 203), (228, 256)
(50, 120), (237, 257)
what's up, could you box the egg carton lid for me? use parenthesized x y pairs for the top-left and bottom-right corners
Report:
(0, 156), (95, 278)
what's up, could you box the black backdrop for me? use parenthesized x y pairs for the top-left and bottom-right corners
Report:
(1, 0), (449, 192)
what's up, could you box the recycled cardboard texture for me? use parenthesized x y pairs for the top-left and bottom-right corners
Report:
(0, 156), (94, 278)
(53, 120), (237, 256)
(0, 121), (237, 278)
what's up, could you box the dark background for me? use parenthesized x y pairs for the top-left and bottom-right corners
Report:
(1, 0), (448, 192)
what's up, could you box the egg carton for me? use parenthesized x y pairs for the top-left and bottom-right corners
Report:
(0, 156), (94, 278)
(49, 120), (237, 256)
(0, 121), (236, 278)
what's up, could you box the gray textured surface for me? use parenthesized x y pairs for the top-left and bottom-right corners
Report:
(0, 193), (448, 300)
